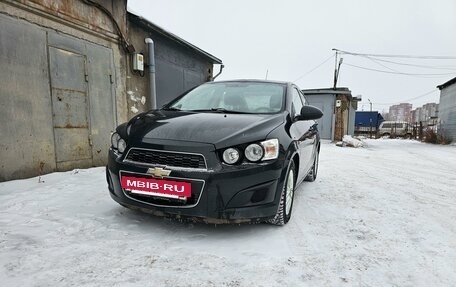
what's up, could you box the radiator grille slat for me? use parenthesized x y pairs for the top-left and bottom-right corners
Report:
(125, 149), (206, 169)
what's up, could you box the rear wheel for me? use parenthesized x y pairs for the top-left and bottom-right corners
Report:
(269, 161), (296, 226)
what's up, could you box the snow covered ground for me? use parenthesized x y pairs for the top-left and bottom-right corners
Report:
(1, 139), (455, 287)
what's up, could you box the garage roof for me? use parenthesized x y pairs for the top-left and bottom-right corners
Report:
(437, 76), (456, 90)
(127, 8), (223, 65)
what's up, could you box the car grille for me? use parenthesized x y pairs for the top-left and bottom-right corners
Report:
(125, 148), (207, 169)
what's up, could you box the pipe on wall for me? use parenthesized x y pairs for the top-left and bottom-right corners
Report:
(145, 38), (157, 109)
(212, 64), (224, 81)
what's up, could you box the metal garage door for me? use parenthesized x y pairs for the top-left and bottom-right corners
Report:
(49, 47), (92, 170)
(48, 32), (116, 171)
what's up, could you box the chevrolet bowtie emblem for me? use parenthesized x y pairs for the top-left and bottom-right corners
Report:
(147, 167), (171, 178)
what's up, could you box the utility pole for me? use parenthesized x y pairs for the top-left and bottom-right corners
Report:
(368, 99), (373, 138)
(333, 49), (338, 88)
(332, 48), (344, 89)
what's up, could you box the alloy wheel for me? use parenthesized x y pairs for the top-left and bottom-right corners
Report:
(285, 169), (294, 215)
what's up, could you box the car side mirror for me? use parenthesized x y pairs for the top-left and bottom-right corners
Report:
(295, 105), (323, 121)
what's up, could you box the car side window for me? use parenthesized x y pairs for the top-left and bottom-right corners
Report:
(291, 88), (304, 118)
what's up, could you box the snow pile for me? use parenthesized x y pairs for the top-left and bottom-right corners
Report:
(337, 135), (365, 147)
(1, 139), (456, 286)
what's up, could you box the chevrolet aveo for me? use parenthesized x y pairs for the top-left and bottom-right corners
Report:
(106, 80), (322, 225)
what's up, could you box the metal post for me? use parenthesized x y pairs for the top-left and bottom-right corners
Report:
(333, 51), (338, 89)
(419, 121), (423, 140)
(336, 58), (343, 87)
(145, 38), (157, 109)
(368, 99), (373, 138)
(332, 49), (344, 89)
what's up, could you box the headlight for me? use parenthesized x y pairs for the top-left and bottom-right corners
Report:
(111, 132), (127, 154)
(111, 132), (120, 149)
(245, 143), (264, 162)
(261, 139), (279, 160)
(118, 139), (127, 153)
(222, 148), (240, 164)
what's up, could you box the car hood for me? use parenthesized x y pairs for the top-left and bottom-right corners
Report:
(127, 110), (285, 149)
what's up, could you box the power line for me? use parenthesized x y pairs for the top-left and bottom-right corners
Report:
(334, 49), (456, 59)
(344, 63), (456, 76)
(395, 89), (438, 103)
(293, 53), (335, 82)
(361, 56), (456, 71)
(330, 49), (446, 109)
(364, 56), (402, 74)
(359, 89), (438, 106)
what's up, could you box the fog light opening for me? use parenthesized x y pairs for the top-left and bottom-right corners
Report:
(251, 189), (267, 203)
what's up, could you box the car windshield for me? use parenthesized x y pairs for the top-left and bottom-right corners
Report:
(166, 82), (286, 114)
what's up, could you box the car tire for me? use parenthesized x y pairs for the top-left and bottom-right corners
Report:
(268, 161), (296, 226)
(304, 149), (319, 182)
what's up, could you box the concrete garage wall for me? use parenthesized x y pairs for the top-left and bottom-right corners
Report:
(305, 94), (334, 140)
(0, 0), (127, 181)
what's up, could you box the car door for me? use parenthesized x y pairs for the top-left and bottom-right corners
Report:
(289, 87), (315, 182)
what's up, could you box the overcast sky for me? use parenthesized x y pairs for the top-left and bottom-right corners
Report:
(129, 0), (456, 112)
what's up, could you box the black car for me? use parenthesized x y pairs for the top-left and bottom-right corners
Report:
(106, 80), (322, 225)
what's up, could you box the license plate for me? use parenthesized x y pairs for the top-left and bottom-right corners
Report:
(121, 175), (192, 198)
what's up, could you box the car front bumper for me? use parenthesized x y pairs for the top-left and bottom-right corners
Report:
(106, 148), (286, 223)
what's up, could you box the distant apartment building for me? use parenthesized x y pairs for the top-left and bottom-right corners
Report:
(422, 103), (439, 120)
(410, 103), (439, 128)
(388, 103), (413, 122)
(411, 107), (423, 123)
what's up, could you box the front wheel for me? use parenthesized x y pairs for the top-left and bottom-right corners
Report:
(268, 161), (296, 226)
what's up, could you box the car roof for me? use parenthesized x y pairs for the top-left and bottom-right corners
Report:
(380, 121), (411, 124)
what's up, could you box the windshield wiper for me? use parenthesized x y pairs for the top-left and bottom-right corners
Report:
(162, 107), (181, 111)
(176, 108), (252, 114)
(209, 108), (251, 114)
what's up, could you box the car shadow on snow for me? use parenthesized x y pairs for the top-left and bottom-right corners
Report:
(108, 205), (280, 236)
